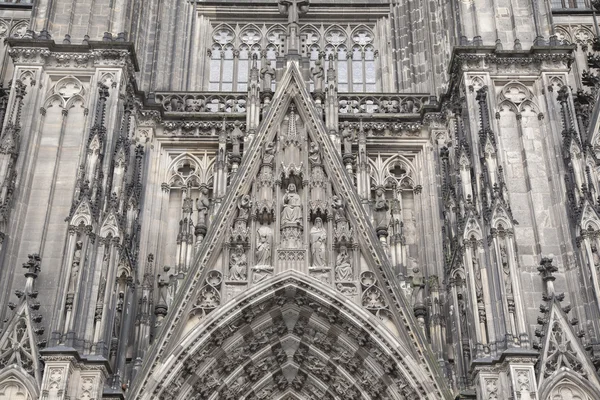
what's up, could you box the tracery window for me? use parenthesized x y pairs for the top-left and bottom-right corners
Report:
(208, 23), (378, 93)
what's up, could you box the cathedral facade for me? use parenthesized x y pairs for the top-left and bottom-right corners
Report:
(0, 0), (599, 399)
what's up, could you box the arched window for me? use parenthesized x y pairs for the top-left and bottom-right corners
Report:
(208, 25), (262, 92)
(325, 25), (378, 93)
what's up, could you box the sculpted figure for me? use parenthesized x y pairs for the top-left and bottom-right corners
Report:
(373, 187), (389, 230)
(256, 226), (272, 267)
(335, 246), (352, 281)
(69, 241), (83, 292)
(281, 183), (302, 226)
(592, 244), (600, 269)
(237, 195), (252, 220)
(260, 59), (276, 92)
(310, 217), (327, 267)
(308, 142), (321, 164)
(311, 57), (325, 92)
(263, 142), (276, 164)
(499, 244), (513, 295)
(229, 245), (247, 281)
(331, 195), (346, 222)
(341, 122), (354, 155)
(196, 185), (210, 226)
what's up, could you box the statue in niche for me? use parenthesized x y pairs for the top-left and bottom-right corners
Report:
(591, 243), (600, 272)
(341, 122), (354, 155)
(310, 217), (327, 267)
(263, 142), (276, 164)
(308, 142), (321, 164)
(230, 123), (244, 157)
(237, 195), (252, 220)
(373, 187), (389, 230)
(260, 57), (276, 92)
(500, 243), (509, 266)
(332, 195), (346, 223)
(229, 245), (247, 281)
(68, 241), (83, 292)
(281, 183), (303, 226)
(457, 292), (468, 336)
(335, 246), (352, 281)
(255, 226), (273, 267)
(472, 253), (483, 301)
(311, 56), (325, 93)
(196, 185), (211, 226)
(500, 244), (513, 295)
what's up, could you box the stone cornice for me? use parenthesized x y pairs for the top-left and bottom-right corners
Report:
(445, 45), (576, 99)
(6, 38), (139, 72)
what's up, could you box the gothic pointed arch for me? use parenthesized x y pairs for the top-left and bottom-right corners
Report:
(536, 300), (600, 395)
(0, 255), (44, 393)
(578, 200), (600, 233)
(128, 63), (451, 399)
(143, 273), (442, 400)
(0, 369), (37, 400)
(539, 372), (600, 400)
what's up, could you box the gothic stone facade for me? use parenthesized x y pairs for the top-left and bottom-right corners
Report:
(0, 0), (599, 399)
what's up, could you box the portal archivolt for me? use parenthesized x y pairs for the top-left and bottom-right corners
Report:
(149, 274), (439, 400)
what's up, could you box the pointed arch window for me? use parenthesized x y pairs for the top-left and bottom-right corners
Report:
(209, 26), (262, 92)
(325, 26), (378, 93)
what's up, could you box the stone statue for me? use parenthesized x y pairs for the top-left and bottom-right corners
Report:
(196, 185), (210, 226)
(500, 244), (512, 295)
(341, 122), (354, 155)
(472, 254), (483, 300)
(335, 246), (352, 281)
(308, 142), (321, 164)
(263, 142), (276, 164)
(592, 244), (600, 270)
(311, 57), (325, 92)
(256, 226), (272, 267)
(310, 217), (327, 267)
(69, 241), (83, 292)
(373, 187), (389, 230)
(237, 195), (252, 220)
(260, 59), (276, 92)
(331, 195), (346, 222)
(229, 245), (247, 281)
(230, 123), (244, 156)
(282, 183), (303, 226)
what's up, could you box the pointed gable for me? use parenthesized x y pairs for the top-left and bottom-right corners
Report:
(537, 300), (600, 394)
(128, 63), (451, 399)
(0, 255), (44, 399)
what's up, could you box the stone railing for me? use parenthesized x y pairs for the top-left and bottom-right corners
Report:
(152, 92), (433, 116)
(338, 94), (432, 115)
(153, 92), (247, 113)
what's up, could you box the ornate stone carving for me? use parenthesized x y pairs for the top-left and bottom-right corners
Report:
(335, 245), (352, 281)
(228, 245), (248, 281)
(309, 217), (326, 268)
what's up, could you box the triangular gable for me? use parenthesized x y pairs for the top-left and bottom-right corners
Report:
(129, 63), (451, 399)
(579, 200), (600, 231)
(537, 299), (600, 391)
(0, 255), (44, 392)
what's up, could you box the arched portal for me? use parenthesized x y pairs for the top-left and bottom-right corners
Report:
(143, 272), (443, 400)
